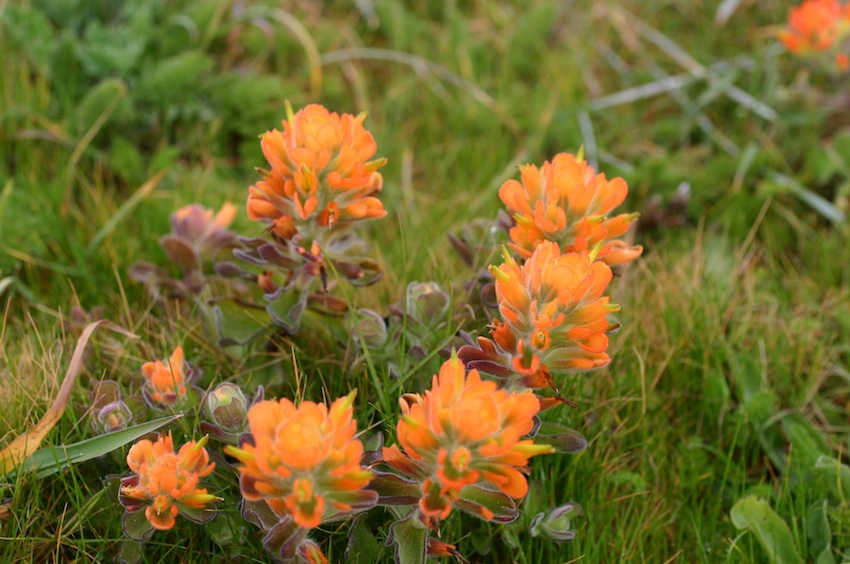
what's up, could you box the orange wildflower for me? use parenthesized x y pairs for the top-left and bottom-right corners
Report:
(119, 433), (218, 531)
(460, 242), (618, 390)
(779, 0), (850, 53)
(247, 103), (387, 241)
(225, 391), (377, 529)
(382, 356), (553, 521)
(141, 346), (196, 407)
(499, 152), (642, 265)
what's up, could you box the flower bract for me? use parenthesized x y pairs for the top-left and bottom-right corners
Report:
(119, 433), (218, 531)
(247, 103), (387, 242)
(226, 391), (377, 529)
(459, 242), (619, 390)
(382, 356), (553, 521)
(499, 152), (642, 265)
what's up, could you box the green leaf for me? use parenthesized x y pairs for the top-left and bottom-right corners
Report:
(456, 484), (519, 523)
(1, 6), (54, 73)
(730, 496), (803, 564)
(346, 513), (385, 563)
(135, 51), (214, 107)
(76, 21), (145, 78)
(70, 78), (129, 138)
(807, 500), (835, 564)
(386, 510), (428, 564)
(534, 422), (587, 453)
(10, 414), (181, 479)
(814, 455), (850, 501)
(782, 413), (831, 471)
(212, 298), (272, 346)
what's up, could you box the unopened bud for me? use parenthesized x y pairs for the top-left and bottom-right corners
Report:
(529, 502), (582, 542)
(92, 400), (133, 434)
(406, 281), (450, 322)
(203, 383), (249, 434)
(350, 309), (387, 348)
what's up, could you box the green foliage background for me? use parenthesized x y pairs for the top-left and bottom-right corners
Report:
(2, 0), (850, 562)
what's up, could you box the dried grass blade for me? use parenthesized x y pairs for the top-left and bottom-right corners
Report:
(0, 320), (138, 476)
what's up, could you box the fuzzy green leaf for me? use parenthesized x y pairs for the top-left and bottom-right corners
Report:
(386, 510), (428, 564)
(730, 496), (803, 564)
(212, 298), (272, 346)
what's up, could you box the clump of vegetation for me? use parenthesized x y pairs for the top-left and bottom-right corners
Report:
(3, 1), (850, 563)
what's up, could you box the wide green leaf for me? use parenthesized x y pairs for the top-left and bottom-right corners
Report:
(386, 510), (428, 564)
(10, 414), (182, 479)
(730, 496), (803, 564)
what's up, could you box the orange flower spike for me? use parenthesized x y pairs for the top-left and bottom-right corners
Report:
(247, 103), (388, 240)
(781, 0), (849, 53)
(141, 346), (189, 407)
(383, 355), (554, 521)
(499, 152), (642, 265)
(488, 241), (619, 389)
(119, 433), (219, 532)
(225, 391), (377, 530)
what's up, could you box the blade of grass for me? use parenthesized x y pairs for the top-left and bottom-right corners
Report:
(321, 47), (521, 136)
(10, 414), (182, 479)
(0, 319), (138, 476)
(85, 169), (166, 256)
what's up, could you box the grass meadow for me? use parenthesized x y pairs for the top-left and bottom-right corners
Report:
(2, 0), (850, 562)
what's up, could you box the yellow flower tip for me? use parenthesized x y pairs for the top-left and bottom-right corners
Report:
(366, 157), (388, 172)
(514, 442), (556, 457)
(182, 492), (222, 505)
(604, 303), (621, 312)
(223, 445), (253, 462)
(588, 240), (605, 262)
(499, 244), (517, 267)
(513, 213), (533, 227)
(576, 145), (585, 163)
(401, 414), (422, 428)
(285, 100), (295, 124)
(586, 214), (606, 224)
(489, 264), (511, 283)
(340, 389), (358, 410)
(356, 111), (369, 121)
(627, 212), (641, 221)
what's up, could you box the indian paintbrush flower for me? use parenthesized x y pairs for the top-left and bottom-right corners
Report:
(247, 103), (387, 242)
(225, 390), (377, 530)
(499, 152), (642, 265)
(141, 346), (200, 409)
(118, 433), (218, 533)
(459, 242), (619, 391)
(381, 355), (554, 521)
(779, 0), (850, 69)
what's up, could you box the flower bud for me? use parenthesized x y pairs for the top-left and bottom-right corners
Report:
(529, 502), (582, 542)
(349, 309), (387, 348)
(92, 400), (133, 434)
(405, 281), (450, 323)
(203, 383), (249, 435)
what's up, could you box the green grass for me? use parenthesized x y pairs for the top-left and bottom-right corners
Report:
(3, 0), (850, 562)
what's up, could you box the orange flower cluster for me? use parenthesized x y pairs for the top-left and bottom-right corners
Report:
(226, 391), (376, 529)
(141, 346), (188, 407)
(119, 433), (218, 531)
(499, 152), (642, 266)
(247, 104), (387, 241)
(780, 0), (850, 69)
(491, 242), (618, 388)
(460, 241), (619, 391)
(382, 356), (554, 520)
